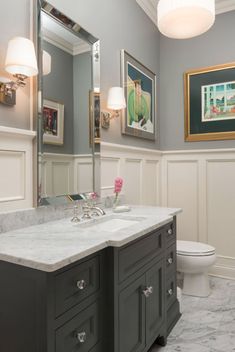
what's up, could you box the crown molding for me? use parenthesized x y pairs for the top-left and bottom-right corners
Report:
(136, 0), (158, 26)
(43, 28), (90, 56)
(215, 0), (235, 14)
(136, 0), (235, 27)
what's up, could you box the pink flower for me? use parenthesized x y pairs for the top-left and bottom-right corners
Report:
(90, 192), (98, 200)
(114, 177), (123, 194)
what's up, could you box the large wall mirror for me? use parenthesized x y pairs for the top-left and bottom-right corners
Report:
(37, 0), (100, 206)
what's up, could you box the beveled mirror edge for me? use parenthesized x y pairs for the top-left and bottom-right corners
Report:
(35, 0), (101, 207)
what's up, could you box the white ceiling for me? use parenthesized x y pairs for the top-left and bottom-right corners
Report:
(136, 0), (235, 27)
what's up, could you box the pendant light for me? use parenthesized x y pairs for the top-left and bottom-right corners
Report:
(157, 0), (215, 39)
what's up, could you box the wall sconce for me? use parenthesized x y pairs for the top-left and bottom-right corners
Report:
(0, 36), (38, 106)
(101, 87), (126, 129)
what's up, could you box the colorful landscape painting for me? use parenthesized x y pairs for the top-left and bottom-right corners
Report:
(201, 81), (235, 122)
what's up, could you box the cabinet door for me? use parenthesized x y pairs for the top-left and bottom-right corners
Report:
(119, 275), (146, 352)
(146, 260), (164, 344)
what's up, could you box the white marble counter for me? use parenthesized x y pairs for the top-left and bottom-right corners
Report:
(0, 206), (181, 272)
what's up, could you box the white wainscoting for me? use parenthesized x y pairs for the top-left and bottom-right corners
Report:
(1, 133), (235, 279)
(162, 149), (235, 280)
(101, 142), (162, 205)
(101, 143), (235, 280)
(40, 153), (93, 197)
(0, 126), (36, 211)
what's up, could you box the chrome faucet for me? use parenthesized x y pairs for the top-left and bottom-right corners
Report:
(90, 205), (106, 216)
(81, 203), (106, 219)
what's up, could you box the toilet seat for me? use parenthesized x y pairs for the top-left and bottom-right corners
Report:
(177, 240), (215, 257)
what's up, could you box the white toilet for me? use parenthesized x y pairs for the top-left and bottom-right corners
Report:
(177, 240), (216, 297)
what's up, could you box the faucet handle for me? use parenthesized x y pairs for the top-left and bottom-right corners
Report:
(71, 204), (81, 223)
(81, 203), (92, 219)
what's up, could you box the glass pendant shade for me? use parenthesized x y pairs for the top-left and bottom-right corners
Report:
(157, 0), (215, 39)
(107, 87), (126, 110)
(5, 37), (38, 77)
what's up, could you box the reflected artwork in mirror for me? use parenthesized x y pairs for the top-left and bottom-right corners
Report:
(37, 1), (100, 206)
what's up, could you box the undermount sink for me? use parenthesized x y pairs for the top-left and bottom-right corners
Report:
(79, 215), (146, 232)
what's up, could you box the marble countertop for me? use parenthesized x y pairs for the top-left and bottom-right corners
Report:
(0, 206), (181, 272)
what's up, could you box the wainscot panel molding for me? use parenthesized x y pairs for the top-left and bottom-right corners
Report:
(0, 127), (36, 212)
(102, 143), (235, 280)
(101, 142), (162, 206)
(40, 153), (93, 197)
(161, 149), (235, 280)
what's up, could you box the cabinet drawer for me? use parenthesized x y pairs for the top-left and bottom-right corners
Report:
(55, 256), (100, 317)
(119, 229), (163, 282)
(56, 300), (100, 352)
(166, 243), (176, 278)
(166, 275), (177, 309)
(165, 222), (175, 246)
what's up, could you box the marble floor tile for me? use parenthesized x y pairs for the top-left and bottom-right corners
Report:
(149, 277), (235, 352)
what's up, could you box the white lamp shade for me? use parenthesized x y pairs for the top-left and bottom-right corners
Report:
(107, 87), (126, 110)
(43, 50), (51, 76)
(5, 37), (38, 77)
(157, 0), (215, 39)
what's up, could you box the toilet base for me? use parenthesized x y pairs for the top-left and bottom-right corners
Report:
(182, 272), (210, 297)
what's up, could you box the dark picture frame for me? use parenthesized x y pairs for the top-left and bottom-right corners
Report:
(184, 62), (235, 141)
(43, 99), (64, 145)
(89, 91), (100, 145)
(121, 50), (156, 140)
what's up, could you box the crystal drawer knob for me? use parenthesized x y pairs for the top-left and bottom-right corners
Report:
(168, 229), (173, 235)
(77, 331), (86, 343)
(167, 257), (173, 264)
(77, 279), (86, 290)
(168, 288), (173, 296)
(143, 286), (153, 298)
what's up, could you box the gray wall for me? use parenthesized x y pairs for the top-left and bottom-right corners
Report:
(159, 10), (235, 150)
(42, 41), (74, 154)
(0, 0), (31, 129)
(50, 0), (160, 150)
(73, 51), (92, 155)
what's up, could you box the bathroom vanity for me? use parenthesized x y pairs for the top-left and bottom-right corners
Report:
(0, 207), (181, 352)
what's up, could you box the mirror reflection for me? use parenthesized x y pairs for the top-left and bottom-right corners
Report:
(38, 2), (100, 206)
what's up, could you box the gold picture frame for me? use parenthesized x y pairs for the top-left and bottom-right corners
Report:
(184, 62), (235, 142)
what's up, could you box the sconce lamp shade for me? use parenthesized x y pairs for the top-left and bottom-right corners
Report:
(43, 50), (51, 76)
(157, 0), (215, 39)
(5, 37), (38, 77)
(107, 87), (126, 110)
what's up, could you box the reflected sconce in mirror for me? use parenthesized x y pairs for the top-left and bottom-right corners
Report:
(101, 87), (126, 129)
(43, 50), (51, 76)
(0, 36), (38, 106)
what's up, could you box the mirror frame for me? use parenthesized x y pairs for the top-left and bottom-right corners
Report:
(35, 0), (101, 206)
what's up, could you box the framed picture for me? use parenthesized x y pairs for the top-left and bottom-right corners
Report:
(43, 99), (64, 145)
(89, 91), (100, 145)
(184, 62), (235, 141)
(121, 50), (156, 140)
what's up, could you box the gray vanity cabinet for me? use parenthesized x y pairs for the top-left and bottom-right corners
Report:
(107, 217), (180, 352)
(119, 274), (146, 352)
(119, 259), (164, 352)
(145, 260), (165, 343)
(0, 217), (180, 352)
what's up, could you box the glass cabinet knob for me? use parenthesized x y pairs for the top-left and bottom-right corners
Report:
(143, 286), (154, 298)
(77, 331), (86, 343)
(77, 279), (86, 290)
(167, 257), (173, 264)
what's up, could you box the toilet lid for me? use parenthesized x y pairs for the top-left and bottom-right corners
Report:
(177, 240), (215, 256)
